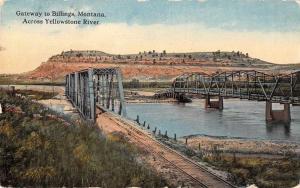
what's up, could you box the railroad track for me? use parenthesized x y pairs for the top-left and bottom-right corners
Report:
(100, 110), (237, 188)
(137, 134), (209, 188)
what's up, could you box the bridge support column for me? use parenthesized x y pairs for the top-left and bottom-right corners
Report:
(67, 74), (71, 97)
(116, 70), (127, 117)
(88, 69), (96, 121)
(205, 95), (223, 110)
(74, 72), (79, 106)
(265, 101), (291, 124)
(65, 74), (69, 97)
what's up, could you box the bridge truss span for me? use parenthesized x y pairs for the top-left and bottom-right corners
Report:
(65, 68), (126, 122)
(173, 70), (300, 104)
(171, 70), (300, 123)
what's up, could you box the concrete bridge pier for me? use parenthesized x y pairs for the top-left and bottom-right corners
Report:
(173, 92), (178, 99)
(205, 95), (223, 110)
(265, 101), (291, 124)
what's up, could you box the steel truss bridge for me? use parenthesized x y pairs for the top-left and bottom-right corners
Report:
(154, 70), (300, 123)
(65, 68), (126, 122)
(172, 70), (300, 104)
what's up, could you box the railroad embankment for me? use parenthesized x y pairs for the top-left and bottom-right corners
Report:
(0, 90), (166, 187)
(96, 109), (236, 188)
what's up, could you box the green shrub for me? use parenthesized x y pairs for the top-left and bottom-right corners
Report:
(0, 91), (167, 187)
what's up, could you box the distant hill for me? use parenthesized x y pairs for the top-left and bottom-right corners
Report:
(47, 50), (273, 67)
(10, 50), (276, 84)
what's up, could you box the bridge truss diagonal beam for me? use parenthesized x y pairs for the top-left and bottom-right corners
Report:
(65, 68), (127, 122)
(172, 70), (300, 104)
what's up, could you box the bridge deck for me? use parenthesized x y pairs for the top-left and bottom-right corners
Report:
(172, 88), (300, 103)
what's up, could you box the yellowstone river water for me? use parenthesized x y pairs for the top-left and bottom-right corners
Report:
(2, 85), (300, 142)
(126, 99), (300, 142)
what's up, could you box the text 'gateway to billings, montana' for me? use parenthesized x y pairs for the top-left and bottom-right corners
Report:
(16, 11), (106, 25)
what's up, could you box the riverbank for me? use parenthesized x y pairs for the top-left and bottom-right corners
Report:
(96, 110), (235, 188)
(183, 135), (300, 156)
(0, 89), (167, 187)
(125, 89), (178, 103)
(97, 111), (198, 187)
(153, 133), (300, 188)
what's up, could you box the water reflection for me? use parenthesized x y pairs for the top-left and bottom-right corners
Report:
(126, 99), (300, 142)
(266, 123), (291, 138)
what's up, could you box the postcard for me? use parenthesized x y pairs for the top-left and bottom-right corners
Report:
(1, 0), (300, 187)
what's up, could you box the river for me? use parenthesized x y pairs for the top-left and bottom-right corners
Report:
(2, 85), (300, 142)
(126, 99), (300, 142)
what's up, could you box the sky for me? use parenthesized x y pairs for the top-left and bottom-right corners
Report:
(0, 0), (300, 73)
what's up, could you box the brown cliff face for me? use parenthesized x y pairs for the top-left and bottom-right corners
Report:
(22, 50), (273, 82)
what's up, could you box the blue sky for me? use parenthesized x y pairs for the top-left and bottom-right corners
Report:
(0, 0), (300, 73)
(1, 0), (300, 32)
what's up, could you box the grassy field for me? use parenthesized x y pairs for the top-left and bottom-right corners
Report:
(0, 90), (167, 187)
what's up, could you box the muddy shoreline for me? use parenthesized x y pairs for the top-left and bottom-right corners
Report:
(180, 134), (300, 157)
(185, 133), (300, 144)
